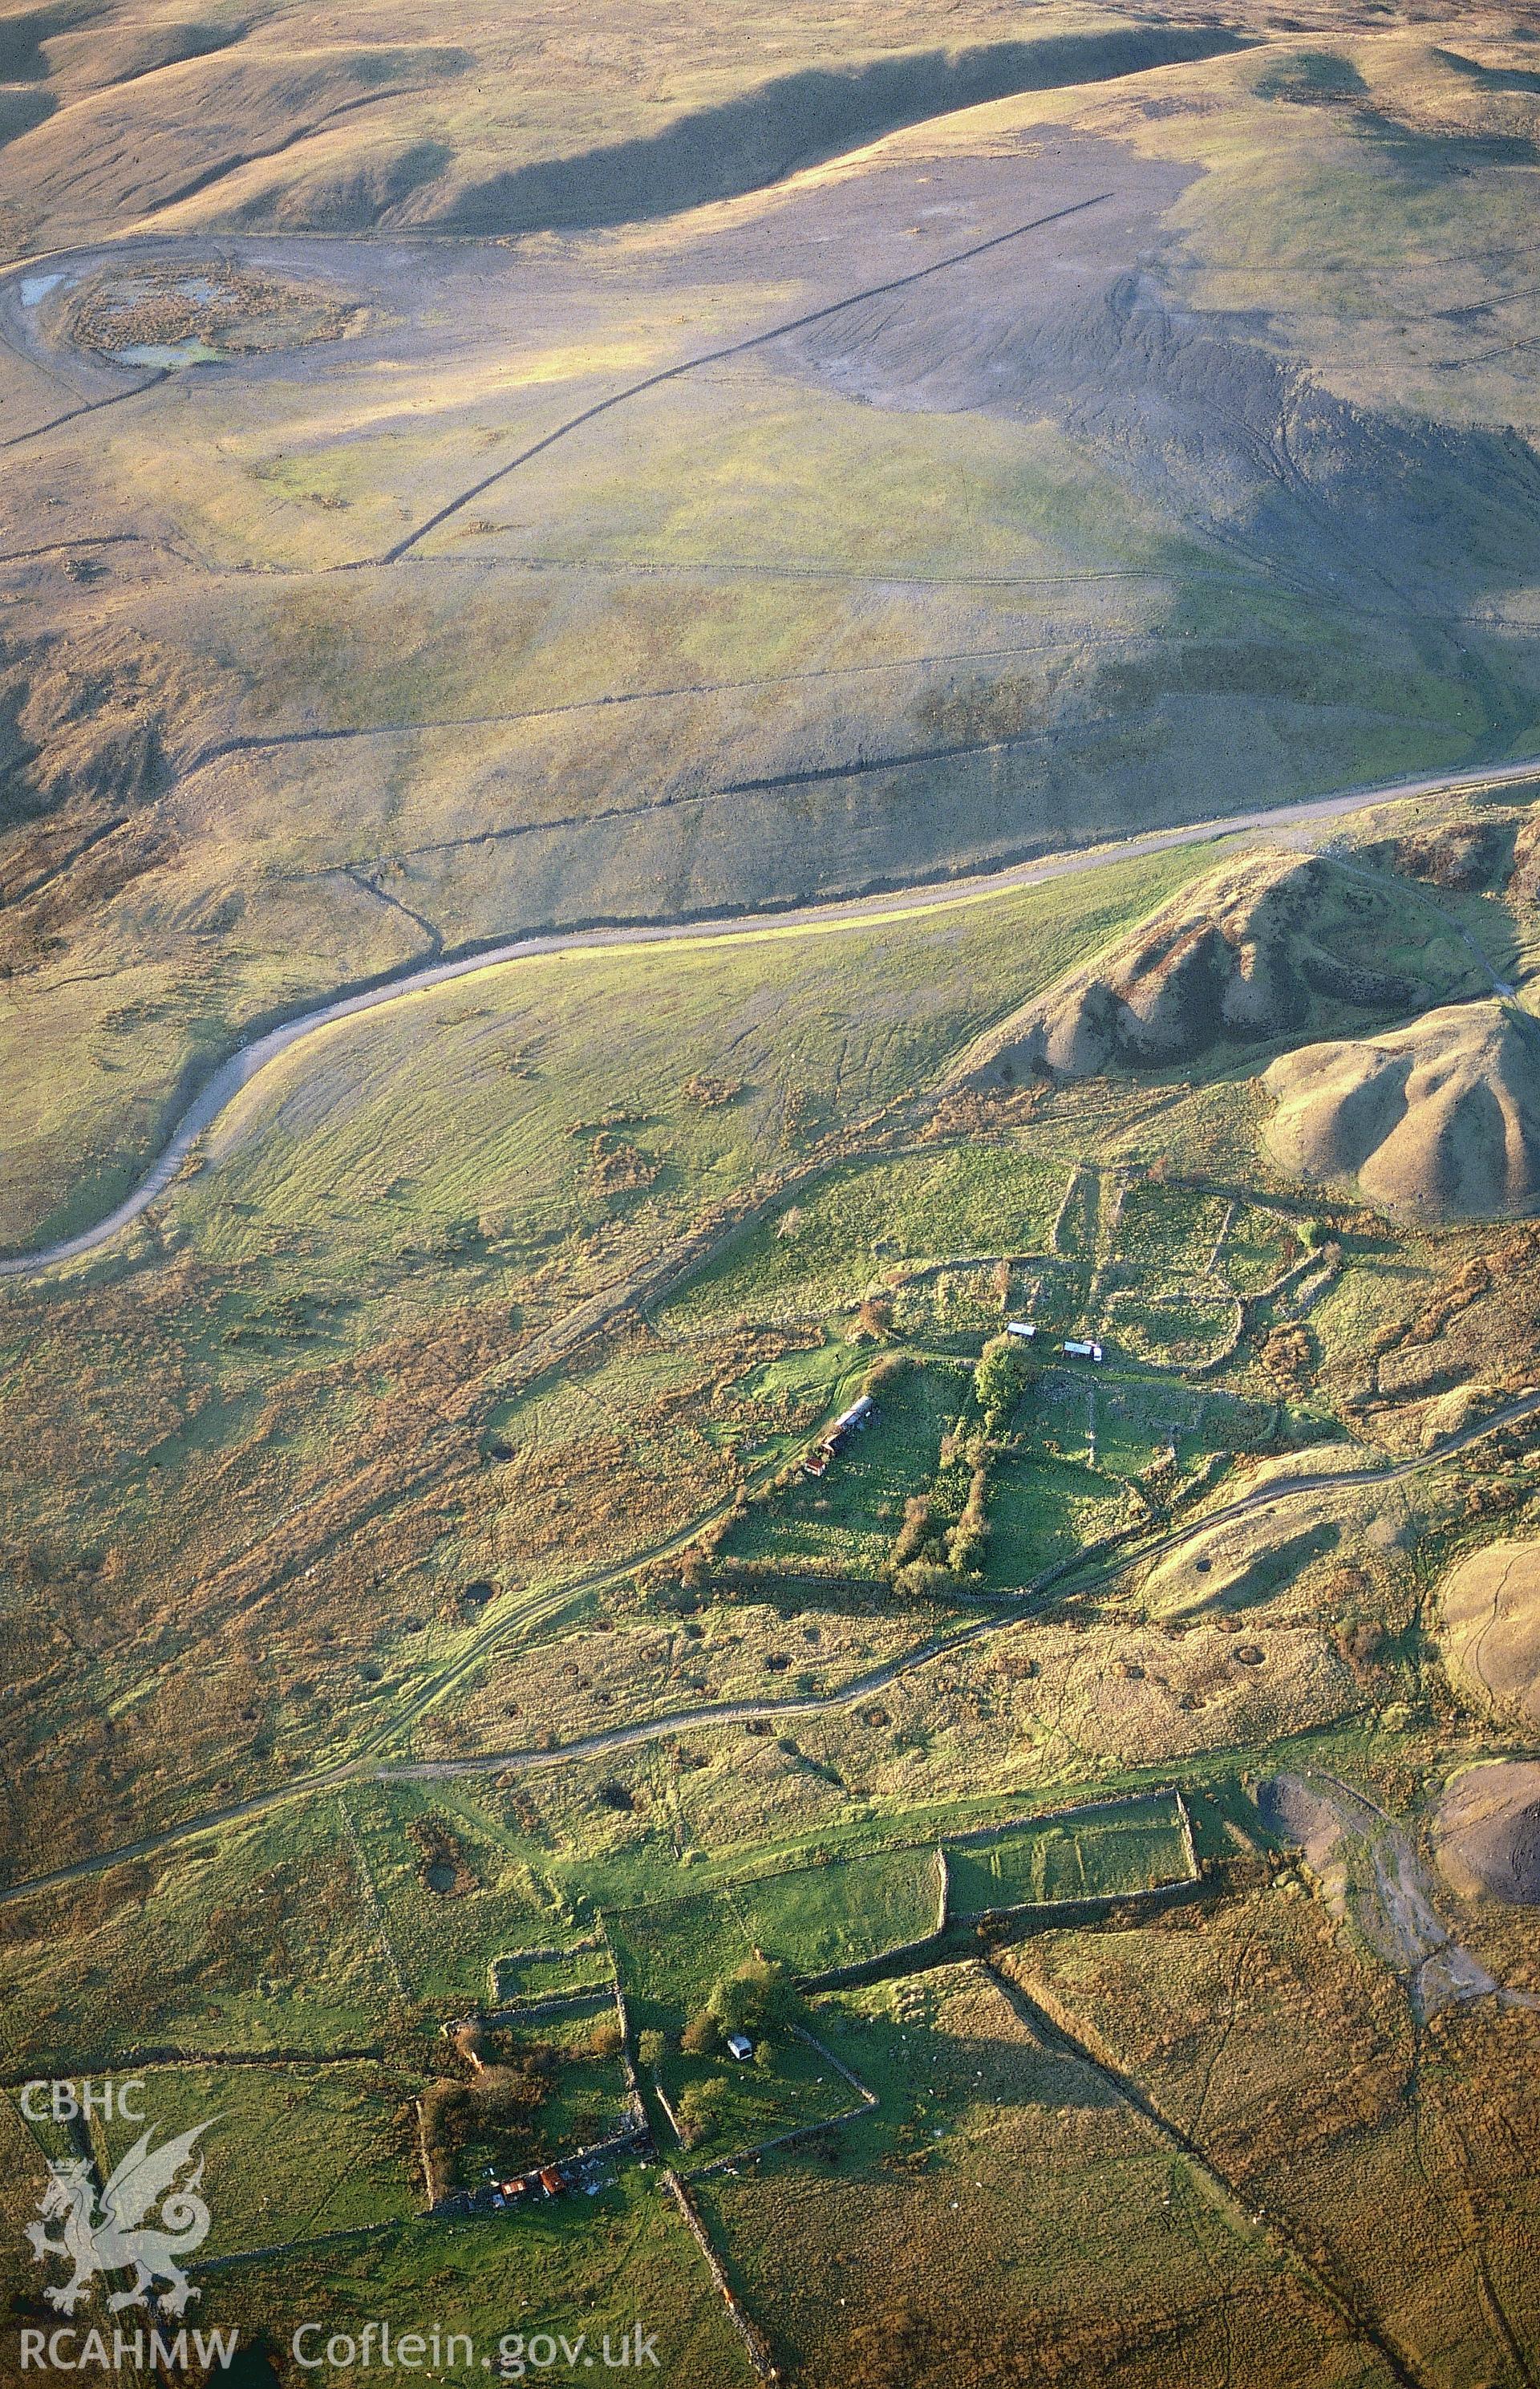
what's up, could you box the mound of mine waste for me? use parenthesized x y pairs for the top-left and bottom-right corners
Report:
(1434, 1762), (1540, 1905)
(1263, 1000), (1540, 1220)
(1439, 1539), (1540, 1726)
(959, 851), (1443, 1085)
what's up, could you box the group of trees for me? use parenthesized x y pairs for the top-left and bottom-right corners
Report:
(420, 2038), (557, 2199)
(881, 1326), (1028, 1592)
(886, 1471), (991, 1591)
(946, 1465), (990, 1574)
(675, 2075), (733, 2148)
(635, 1957), (801, 2148)
(682, 1953), (797, 2053)
(974, 1333), (1033, 1435)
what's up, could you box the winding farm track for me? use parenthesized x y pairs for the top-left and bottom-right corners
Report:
(5, 1382), (1536, 1909)
(4, 753), (1539, 1283)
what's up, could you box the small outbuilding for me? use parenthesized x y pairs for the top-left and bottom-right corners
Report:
(803, 1392), (877, 1477)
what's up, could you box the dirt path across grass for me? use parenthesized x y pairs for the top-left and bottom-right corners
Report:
(5, 756), (1538, 1284)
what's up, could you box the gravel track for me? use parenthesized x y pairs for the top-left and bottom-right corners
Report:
(5, 756), (1538, 1284)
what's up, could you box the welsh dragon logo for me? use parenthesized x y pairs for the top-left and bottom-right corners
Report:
(26, 2120), (217, 2318)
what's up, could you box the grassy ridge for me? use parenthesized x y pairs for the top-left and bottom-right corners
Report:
(10, 28), (1540, 1242)
(6, 6), (1224, 248)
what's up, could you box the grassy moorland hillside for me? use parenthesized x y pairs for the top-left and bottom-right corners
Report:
(8, 8), (1540, 2379)
(0, 2), (1243, 249)
(7, 795), (1540, 2383)
(0, 842), (1210, 1864)
(2, 11), (1540, 1244)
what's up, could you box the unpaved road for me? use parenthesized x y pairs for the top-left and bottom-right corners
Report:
(5, 1383), (1537, 1911)
(3, 754), (1537, 1283)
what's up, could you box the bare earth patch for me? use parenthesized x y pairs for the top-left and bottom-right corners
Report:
(65, 260), (369, 363)
(1438, 1537), (1540, 1725)
(1435, 1761), (1540, 1906)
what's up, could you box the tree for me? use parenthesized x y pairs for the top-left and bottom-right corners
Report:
(944, 1465), (990, 1576)
(710, 1954), (797, 2040)
(637, 2028), (666, 2071)
(676, 2077), (732, 2149)
(974, 1336), (1031, 1434)
(890, 1496), (936, 1570)
(683, 1956), (799, 2055)
(1261, 1324), (1312, 1385)
(587, 2014), (622, 2059)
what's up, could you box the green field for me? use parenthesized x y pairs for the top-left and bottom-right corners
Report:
(664, 1147), (1068, 1332)
(340, 1788), (569, 2008)
(4, 1809), (393, 2071)
(95, 2062), (418, 2250)
(205, 2176), (750, 2379)
(608, 1894), (752, 2018)
(723, 1362), (971, 1579)
(981, 1450), (1135, 1586)
(611, 1844), (936, 2019)
(1223, 1204), (1306, 1294)
(491, 1944), (613, 2006)
(735, 1847), (942, 1973)
(657, 2031), (858, 2161)
(946, 1795), (1194, 1915)
(1104, 1287), (1241, 1369)
(1116, 1185), (1236, 1277)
